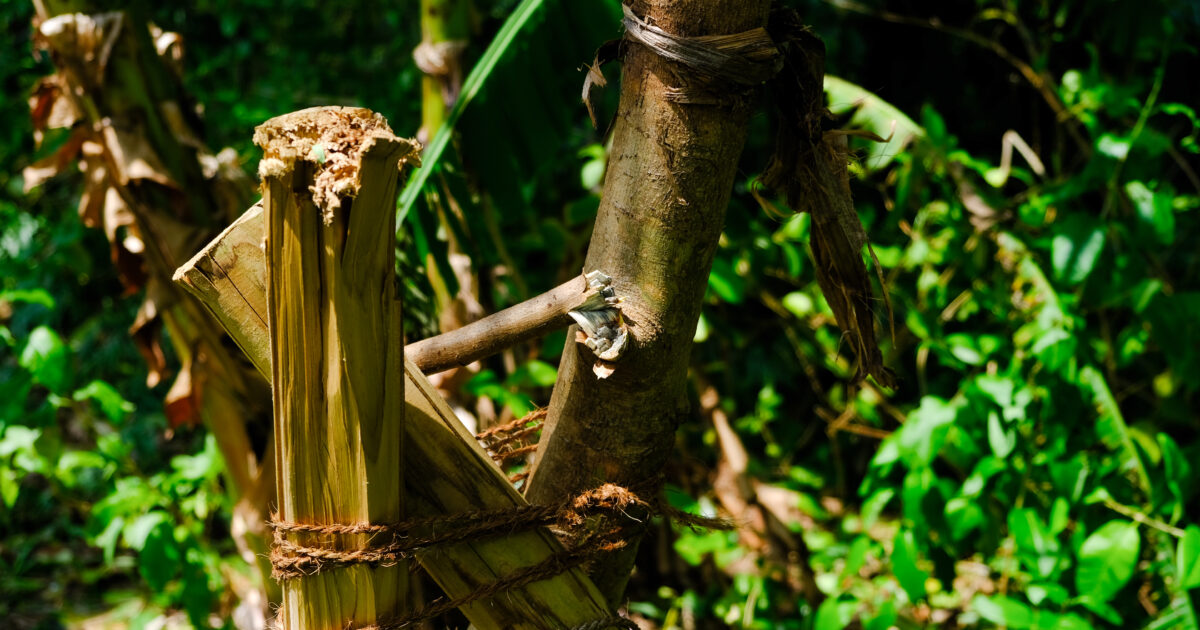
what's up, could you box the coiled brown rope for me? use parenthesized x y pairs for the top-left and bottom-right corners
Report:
(269, 482), (731, 628)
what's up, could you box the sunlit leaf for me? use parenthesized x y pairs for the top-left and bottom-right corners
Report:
(1178, 526), (1200, 590)
(825, 75), (922, 171)
(1051, 215), (1105, 286)
(19, 325), (71, 393)
(1076, 520), (1140, 602)
(972, 594), (1033, 629)
(892, 528), (928, 602)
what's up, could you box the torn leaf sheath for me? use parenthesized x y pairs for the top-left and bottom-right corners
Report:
(755, 17), (895, 387)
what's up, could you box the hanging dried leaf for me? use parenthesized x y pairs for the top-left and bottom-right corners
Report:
(758, 10), (895, 388)
(130, 285), (167, 388)
(99, 122), (178, 189)
(165, 349), (203, 429)
(37, 12), (124, 90)
(149, 24), (185, 78)
(22, 127), (86, 192)
(29, 74), (82, 139)
(77, 140), (109, 228)
(581, 39), (621, 130)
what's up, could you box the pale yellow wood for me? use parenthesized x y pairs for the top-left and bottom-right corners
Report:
(260, 108), (415, 630)
(174, 203), (271, 377)
(174, 114), (615, 630)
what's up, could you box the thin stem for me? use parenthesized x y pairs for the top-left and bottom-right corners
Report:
(1103, 497), (1186, 539)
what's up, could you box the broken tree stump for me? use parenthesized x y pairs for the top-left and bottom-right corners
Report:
(180, 106), (614, 629)
(258, 107), (416, 629)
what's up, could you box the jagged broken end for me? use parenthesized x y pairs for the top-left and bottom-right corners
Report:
(569, 270), (628, 379)
(253, 106), (421, 222)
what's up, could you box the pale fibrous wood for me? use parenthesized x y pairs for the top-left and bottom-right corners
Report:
(260, 106), (417, 630)
(179, 108), (615, 629)
(173, 202), (270, 377)
(177, 204), (611, 378)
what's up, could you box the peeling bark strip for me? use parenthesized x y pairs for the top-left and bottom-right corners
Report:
(527, 0), (774, 604)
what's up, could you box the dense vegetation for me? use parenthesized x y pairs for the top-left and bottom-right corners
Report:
(2, 0), (1198, 628)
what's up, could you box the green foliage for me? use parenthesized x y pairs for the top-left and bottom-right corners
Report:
(668, 0), (1200, 627)
(3, 0), (1199, 627)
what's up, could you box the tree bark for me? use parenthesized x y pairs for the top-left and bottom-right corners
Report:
(525, 0), (771, 605)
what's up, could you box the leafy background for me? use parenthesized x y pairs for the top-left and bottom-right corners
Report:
(1, 0), (1198, 628)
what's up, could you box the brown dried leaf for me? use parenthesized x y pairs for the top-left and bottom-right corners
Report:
(149, 24), (184, 78)
(37, 12), (124, 88)
(758, 15), (895, 388)
(29, 75), (82, 135)
(165, 350), (203, 429)
(22, 128), (86, 193)
(100, 121), (178, 189)
(581, 39), (621, 130)
(77, 141), (109, 228)
(130, 289), (166, 388)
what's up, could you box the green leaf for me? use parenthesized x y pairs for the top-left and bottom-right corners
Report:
(1178, 526), (1200, 590)
(864, 600), (897, 630)
(707, 257), (746, 304)
(0, 425), (40, 458)
(181, 558), (216, 628)
(170, 435), (223, 481)
(946, 333), (984, 365)
(693, 312), (709, 342)
(1008, 508), (1060, 579)
(892, 528), (928, 602)
(138, 521), (180, 593)
(814, 596), (857, 630)
(824, 75), (923, 171)
(1050, 214), (1105, 286)
(0, 468), (19, 508)
(1026, 582), (1070, 607)
(1080, 365), (1149, 490)
(397, 0), (549, 225)
(988, 410), (1016, 458)
(1077, 595), (1123, 625)
(123, 511), (171, 551)
(1045, 611), (1092, 630)
(861, 488), (894, 529)
(73, 380), (134, 423)
(894, 396), (960, 466)
(1033, 327), (1077, 373)
(0, 288), (55, 309)
(19, 325), (71, 393)
(516, 359), (558, 388)
(56, 451), (108, 488)
(578, 144), (607, 190)
(1075, 520), (1140, 602)
(972, 594), (1034, 629)
(782, 291), (814, 318)
(93, 516), (125, 566)
(1126, 181), (1175, 245)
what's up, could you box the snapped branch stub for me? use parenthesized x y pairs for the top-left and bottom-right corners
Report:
(569, 270), (628, 379)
